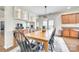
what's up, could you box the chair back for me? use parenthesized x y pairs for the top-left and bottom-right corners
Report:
(13, 30), (32, 52)
(49, 28), (56, 51)
(50, 28), (56, 40)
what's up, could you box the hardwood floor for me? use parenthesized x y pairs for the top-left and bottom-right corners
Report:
(63, 37), (79, 52)
(0, 31), (5, 51)
(0, 31), (17, 52)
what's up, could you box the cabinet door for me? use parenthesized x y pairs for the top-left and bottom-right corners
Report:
(76, 13), (79, 23)
(69, 14), (76, 24)
(62, 15), (69, 24)
(70, 29), (78, 38)
(63, 29), (70, 37)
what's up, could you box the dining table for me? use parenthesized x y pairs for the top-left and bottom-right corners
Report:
(25, 29), (53, 52)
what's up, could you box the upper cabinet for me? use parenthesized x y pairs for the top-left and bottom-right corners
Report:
(14, 7), (22, 19)
(61, 13), (78, 24)
(14, 7), (29, 20)
(76, 13), (79, 23)
(69, 14), (76, 24)
(62, 14), (69, 24)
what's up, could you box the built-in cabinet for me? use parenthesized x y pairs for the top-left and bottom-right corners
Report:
(62, 28), (70, 37)
(76, 13), (79, 23)
(69, 14), (76, 24)
(62, 15), (69, 24)
(61, 13), (79, 24)
(62, 28), (78, 38)
(70, 29), (78, 38)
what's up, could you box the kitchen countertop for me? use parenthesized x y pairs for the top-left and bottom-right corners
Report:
(62, 24), (79, 28)
(72, 29), (79, 31)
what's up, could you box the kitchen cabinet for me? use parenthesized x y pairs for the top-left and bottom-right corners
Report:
(62, 15), (69, 24)
(62, 28), (79, 38)
(69, 14), (76, 24)
(61, 13), (76, 24)
(63, 29), (70, 37)
(76, 13), (79, 23)
(70, 29), (78, 38)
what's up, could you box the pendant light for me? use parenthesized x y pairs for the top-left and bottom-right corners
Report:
(43, 6), (48, 20)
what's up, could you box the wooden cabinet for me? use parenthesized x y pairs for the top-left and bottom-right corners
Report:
(62, 15), (69, 24)
(69, 14), (76, 24)
(70, 29), (78, 38)
(62, 28), (78, 38)
(63, 29), (70, 37)
(62, 13), (76, 24)
(76, 13), (79, 23)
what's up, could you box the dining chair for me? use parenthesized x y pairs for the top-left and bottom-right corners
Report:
(13, 30), (42, 52)
(49, 28), (56, 52)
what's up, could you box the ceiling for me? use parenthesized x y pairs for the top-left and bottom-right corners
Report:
(0, 6), (79, 16)
(26, 6), (79, 15)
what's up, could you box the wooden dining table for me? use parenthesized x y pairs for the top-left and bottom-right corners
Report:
(25, 29), (53, 52)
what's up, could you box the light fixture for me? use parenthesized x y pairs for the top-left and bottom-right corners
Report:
(67, 7), (71, 9)
(43, 6), (48, 19)
(44, 6), (47, 15)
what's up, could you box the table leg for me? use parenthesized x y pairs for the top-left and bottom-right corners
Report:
(44, 41), (48, 52)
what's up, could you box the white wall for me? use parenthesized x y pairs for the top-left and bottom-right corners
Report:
(4, 7), (15, 49)
(4, 20), (15, 49)
(0, 10), (4, 20)
(53, 14), (62, 30)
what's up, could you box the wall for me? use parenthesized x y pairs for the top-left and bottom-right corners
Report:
(0, 10), (4, 20)
(36, 17), (43, 28)
(4, 7), (15, 49)
(53, 14), (62, 30)
(4, 20), (15, 49)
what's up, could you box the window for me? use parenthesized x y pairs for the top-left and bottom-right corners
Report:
(43, 20), (47, 29)
(49, 20), (54, 29)
(36, 22), (39, 27)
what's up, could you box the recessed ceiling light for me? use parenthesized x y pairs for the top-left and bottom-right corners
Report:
(67, 7), (71, 9)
